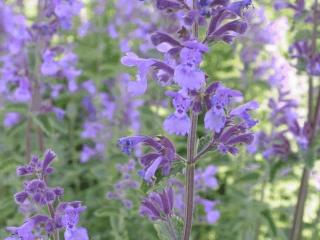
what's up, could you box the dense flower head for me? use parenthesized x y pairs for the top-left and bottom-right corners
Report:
(118, 135), (176, 181)
(6, 150), (88, 239)
(140, 187), (174, 221)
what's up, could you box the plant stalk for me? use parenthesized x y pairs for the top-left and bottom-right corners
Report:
(290, 1), (319, 238)
(182, 112), (198, 240)
(182, 1), (199, 239)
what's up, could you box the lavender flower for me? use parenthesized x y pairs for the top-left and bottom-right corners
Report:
(163, 90), (191, 135)
(3, 112), (21, 128)
(140, 187), (174, 221)
(6, 150), (88, 239)
(118, 136), (176, 181)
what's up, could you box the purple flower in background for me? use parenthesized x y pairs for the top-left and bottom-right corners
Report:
(3, 112), (21, 128)
(118, 136), (176, 181)
(140, 187), (174, 221)
(163, 90), (191, 135)
(80, 145), (97, 163)
(170, 165), (220, 224)
(54, 0), (83, 29)
(200, 199), (220, 224)
(195, 165), (219, 189)
(107, 160), (139, 209)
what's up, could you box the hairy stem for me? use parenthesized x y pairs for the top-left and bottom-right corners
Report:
(183, 112), (198, 240)
(290, 1), (318, 239)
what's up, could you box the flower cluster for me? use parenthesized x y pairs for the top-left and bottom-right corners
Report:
(6, 150), (88, 240)
(117, 0), (258, 234)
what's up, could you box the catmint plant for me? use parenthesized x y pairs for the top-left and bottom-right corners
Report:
(268, 0), (320, 239)
(117, 0), (258, 239)
(5, 149), (88, 240)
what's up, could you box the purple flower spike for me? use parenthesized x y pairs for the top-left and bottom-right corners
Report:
(140, 187), (174, 221)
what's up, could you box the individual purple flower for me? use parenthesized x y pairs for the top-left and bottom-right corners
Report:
(163, 90), (191, 135)
(204, 83), (243, 133)
(3, 112), (21, 128)
(41, 50), (59, 76)
(118, 136), (176, 181)
(205, 8), (248, 44)
(173, 44), (207, 90)
(230, 100), (259, 128)
(121, 52), (155, 96)
(140, 187), (174, 221)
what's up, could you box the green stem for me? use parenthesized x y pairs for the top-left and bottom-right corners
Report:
(182, 112), (198, 240)
(290, 1), (319, 239)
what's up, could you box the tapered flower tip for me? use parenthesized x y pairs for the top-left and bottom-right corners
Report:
(163, 114), (191, 136)
(14, 191), (28, 204)
(121, 52), (140, 67)
(117, 136), (148, 155)
(42, 149), (56, 173)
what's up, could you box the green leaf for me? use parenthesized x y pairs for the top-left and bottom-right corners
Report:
(236, 172), (260, 183)
(94, 205), (120, 218)
(261, 209), (277, 236)
(31, 115), (51, 136)
(197, 134), (212, 152)
(154, 216), (183, 240)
